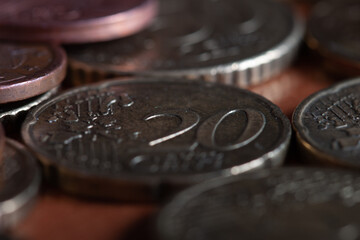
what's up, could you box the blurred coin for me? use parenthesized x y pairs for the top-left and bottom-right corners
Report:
(0, 42), (66, 104)
(293, 77), (360, 167)
(158, 167), (360, 240)
(307, 0), (360, 73)
(0, 124), (4, 161)
(22, 78), (291, 201)
(0, 139), (40, 231)
(0, 0), (158, 44)
(67, 0), (304, 87)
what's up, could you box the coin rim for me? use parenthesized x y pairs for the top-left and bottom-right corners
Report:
(0, 43), (66, 104)
(0, 0), (158, 44)
(68, 2), (304, 87)
(0, 139), (40, 230)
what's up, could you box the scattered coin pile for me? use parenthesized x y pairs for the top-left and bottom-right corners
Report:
(0, 0), (359, 239)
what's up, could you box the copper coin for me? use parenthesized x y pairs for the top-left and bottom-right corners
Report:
(0, 124), (4, 161)
(21, 78), (291, 201)
(0, 42), (66, 104)
(0, 0), (158, 44)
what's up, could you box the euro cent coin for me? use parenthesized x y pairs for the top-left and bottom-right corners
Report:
(293, 77), (360, 167)
(67, 0), (304, 87)
(22, 78), (291, 201)
(158, 168), (360, 240)
(307, 0), (360, 73)
(0, 139), (40, 231)
(0, 42), (66, 104)
(0, 0), (158, 44)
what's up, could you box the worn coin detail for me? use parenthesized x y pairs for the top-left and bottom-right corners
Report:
(158, 168), (360, 240)
(67, 0), (303, 86)
(22, 79), (291, 200)
(0, 139), (40, 230)
(0, 0), (157, 43)
(308, 0), (360, 71)
(293, 77), (360, 167)
(0, 42), (66, 104)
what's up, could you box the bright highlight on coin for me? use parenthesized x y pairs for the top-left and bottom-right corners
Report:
(22, 78), (291, 201)
(0, 139), (40, 231)
(67, 0), (304, 86)
(0, 42), (66, 104)
(0, 0), (158, 43)
(158, 168), (360, 240)
(293, 77), (360, 167)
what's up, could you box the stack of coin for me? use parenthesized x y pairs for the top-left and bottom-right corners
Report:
(0, 0), (359, 239)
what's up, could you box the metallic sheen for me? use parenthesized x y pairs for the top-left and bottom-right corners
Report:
(293, 77), (360, 167)
(0, 139), (40, 230)
(67, 0), (304, 87)
(22, 78), (291, 201)
(158, 168), (360, 240)
(0, 42), (66, 104)
(0, 0), (157, 44)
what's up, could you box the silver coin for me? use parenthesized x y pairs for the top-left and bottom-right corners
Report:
(67, 0), (304, 86)
(158, 167), (360, 240)
(22, 78), (291, 201)
(308, 0), (360, 69)
(0, 139), (40, 230)
(293, 77), (360, 167)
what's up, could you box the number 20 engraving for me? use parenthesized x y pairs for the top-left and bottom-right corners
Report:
(145, 108), (265, 151)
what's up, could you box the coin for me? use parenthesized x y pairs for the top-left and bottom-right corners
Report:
(0, 0), (157, 44)
(0, 124), (4, 161)
(67, 0), (304, 87)
(293, 77), (360, 167)
(0, 139), (40, 230)
(158, 167), (360, 240)
(307, 0), (360, 73)
(0, 42), (66, 104)
(22, 78), (291, 201)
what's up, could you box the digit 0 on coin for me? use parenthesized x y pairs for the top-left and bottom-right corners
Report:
(67, 0), (303, 86)
(293, 77), (360, 167)
(0, 139), (40, 230)
(0, 42), (66, 104)
(22, 79), (291, 201)
(158, 168), (360, 240)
